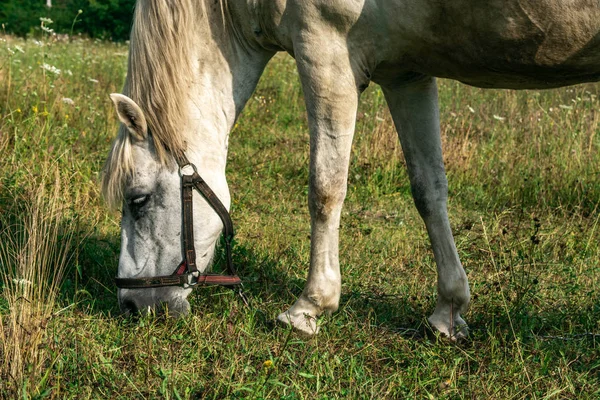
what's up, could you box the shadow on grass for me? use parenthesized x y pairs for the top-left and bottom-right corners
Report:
(70, 230), (431, 340)
(58, 231), (122, 315)
(63, 233), (308, 321)
(60, 225), (600, 356)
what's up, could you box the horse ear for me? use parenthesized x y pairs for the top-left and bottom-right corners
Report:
(110, 93), (148, 140)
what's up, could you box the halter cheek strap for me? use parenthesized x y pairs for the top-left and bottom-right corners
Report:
(178, 168), (241, 286)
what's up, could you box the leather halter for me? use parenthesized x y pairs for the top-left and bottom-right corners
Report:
(114, 153), (243, 291)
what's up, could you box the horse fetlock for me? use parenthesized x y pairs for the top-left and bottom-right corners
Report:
(306, 287), (340, 312)
(438, 275), (470, 311)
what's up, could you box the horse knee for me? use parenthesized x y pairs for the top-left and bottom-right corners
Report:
(309, 177), (347, 220)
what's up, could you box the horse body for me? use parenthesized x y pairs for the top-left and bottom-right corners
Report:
(104, 0), (600, 335)
(383, 0), (600, 88)
(263, 0), (600, 88)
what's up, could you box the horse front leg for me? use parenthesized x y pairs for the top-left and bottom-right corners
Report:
(276, 39), (360, 335)
(383, 77), (470, 339)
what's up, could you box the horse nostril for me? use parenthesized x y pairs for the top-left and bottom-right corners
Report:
(122, 300), (139, 316)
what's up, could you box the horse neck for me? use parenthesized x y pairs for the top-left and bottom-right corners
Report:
(184, 0), (275, 174)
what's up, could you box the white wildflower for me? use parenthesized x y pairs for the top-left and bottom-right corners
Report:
(65, 69), (73, 76)
(13, 45), (24, 54)
(493, 114), (505, 121)
(41, 63), (61, 75)
(7, 47), (15, 55)
(88, 78), (99, 83)
(41, 25), (55, 34)
(467, 106), (475, 113)
(39, 17), (53, 24)
(62, 97), (75, 105)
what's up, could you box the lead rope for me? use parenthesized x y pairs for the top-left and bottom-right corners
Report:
(225, 237), (250, 307)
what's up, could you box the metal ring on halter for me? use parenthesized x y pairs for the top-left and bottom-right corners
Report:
(178, 162), (198, 177)
(182, 271), (199, 289)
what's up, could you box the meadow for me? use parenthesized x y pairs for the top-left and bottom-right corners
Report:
(0, 30), (599, 399)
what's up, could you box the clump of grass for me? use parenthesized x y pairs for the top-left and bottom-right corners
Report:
(0, 167), (77, 398)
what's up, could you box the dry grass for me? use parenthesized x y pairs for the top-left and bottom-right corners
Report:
(0, 167), (78, 397)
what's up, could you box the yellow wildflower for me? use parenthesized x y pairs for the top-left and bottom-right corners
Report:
(32, 105), (38, 113)
(263, 360), (274, 370)
(16, 108), (21, 113)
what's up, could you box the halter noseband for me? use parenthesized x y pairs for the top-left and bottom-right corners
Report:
(114, 153), (244, 294)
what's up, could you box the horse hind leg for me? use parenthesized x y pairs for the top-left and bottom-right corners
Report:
(383, 77), (470, 339)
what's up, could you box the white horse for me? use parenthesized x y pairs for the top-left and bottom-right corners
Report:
(103, 0), (600, 338)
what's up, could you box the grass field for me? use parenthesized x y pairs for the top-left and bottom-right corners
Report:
(1, 32), (599, 399)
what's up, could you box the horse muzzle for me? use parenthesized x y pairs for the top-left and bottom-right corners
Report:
(118, 287), (191, 317)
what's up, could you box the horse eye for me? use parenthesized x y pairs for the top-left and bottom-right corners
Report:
(129, 194), (150, 207)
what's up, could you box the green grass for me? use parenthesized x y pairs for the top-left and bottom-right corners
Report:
(0, 33), (599, 399)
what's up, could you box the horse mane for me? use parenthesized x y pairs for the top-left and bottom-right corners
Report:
(102, 0), (198, 208)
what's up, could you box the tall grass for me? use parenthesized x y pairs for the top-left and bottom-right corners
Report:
(0, 31), (114, 398)
(0, 168), (78, 397)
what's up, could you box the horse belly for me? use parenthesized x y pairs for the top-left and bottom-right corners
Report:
(406, 0), (600, 89)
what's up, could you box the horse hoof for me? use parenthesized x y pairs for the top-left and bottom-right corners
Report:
(276, 311), (319, 336)
(428, 315), (469, 341)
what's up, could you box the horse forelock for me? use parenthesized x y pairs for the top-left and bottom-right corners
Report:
(102, 126), (134, 209)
